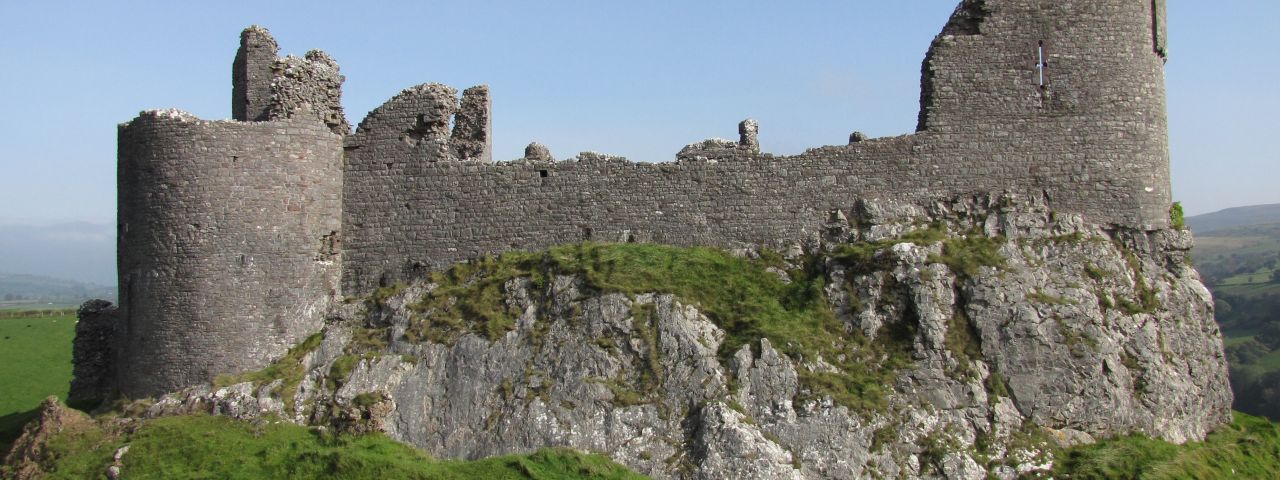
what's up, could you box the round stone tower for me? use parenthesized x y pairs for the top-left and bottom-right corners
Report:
(918, 0), (1172, 228)
(116, 110), (343, 397)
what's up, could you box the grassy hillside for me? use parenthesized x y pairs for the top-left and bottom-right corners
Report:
(5, 414), (648, 479)
(1055, 412), (1280, 479)
(0, 273), (116, 308)
(0, 312), (75, 454)
(1186, 203), (1280, 233)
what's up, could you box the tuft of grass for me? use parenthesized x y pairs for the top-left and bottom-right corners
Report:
(984, 371), (1009, 403)
(870, 424), (897, 453)
(367, 282), (408, 307)
(4, 413), (649, 479)
(406, 252), (545, 344)
(214, 331), (324, 413)
(1055, 412), (1280, 479)
(1117, 250), (1161, 315)
(619, 302), (664, 406)
(1170, 202), (1186, 230)
(326, 327), (395, 391)
(944, 309), (983, 380)
(590, 378), (645, 407)
(1057, 320), (1099, 358)
(929, 232), (1007, 279)
(328, 355), (362, 390)
(1027, 288), (1074, 306)
(831, 223), (947, 275)
(351, 392), (386, 408)
(1084, 263), (1109, 281)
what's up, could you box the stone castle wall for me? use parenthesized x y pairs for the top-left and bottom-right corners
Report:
(340, 0), (1173, 292)
(114, 0), (1175, 395)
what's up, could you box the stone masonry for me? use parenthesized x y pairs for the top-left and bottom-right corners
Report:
(112, 0), (1175, 397)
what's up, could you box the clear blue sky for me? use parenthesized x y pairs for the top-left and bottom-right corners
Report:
(0, 0), (1275, 223)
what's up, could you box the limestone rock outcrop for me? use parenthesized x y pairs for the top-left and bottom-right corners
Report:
(144, 195), (1231, 479)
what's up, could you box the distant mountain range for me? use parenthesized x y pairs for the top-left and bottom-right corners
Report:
(0, 221), (114, 287)
(1186, 203), (1280, 233)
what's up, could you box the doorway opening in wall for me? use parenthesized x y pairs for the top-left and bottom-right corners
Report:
(539, 170), (548, 178)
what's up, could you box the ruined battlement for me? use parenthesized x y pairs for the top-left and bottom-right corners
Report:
(115, 0), (1174, 397)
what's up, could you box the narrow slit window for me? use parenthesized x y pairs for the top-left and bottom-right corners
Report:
(1037, 41), (1047, 87)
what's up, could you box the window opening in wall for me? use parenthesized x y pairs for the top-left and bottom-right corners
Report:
(538, 170), (548, 178)
(1037, 41), (1047, 88)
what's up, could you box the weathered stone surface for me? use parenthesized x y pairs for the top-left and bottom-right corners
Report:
(231, 25), (277, 121)
(738, 119), (760, 151)
(269, 50), (349, 134)
(450, 85), (492, 162)
(675, 137), (740, 162)
(3, 397), (96, 480)
(69, 300), (119, 406)
(523, 142), (554, 163)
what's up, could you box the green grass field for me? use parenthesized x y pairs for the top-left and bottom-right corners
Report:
(1218, 265), (1279, 286)
(1195, 234), (1280, 256)
(1193, 225), (1280, 298)
(1215, 282), (1280, 299)
(0, 313), (76, 455)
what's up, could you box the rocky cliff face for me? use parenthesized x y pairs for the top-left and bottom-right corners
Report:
(144, 194), (1231, 479)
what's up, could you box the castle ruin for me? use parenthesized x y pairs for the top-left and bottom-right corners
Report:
(112, 0), (1173, 398)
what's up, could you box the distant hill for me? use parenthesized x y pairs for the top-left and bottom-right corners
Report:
(0, 273), (116, 307)
(1187, 203), (1280, 233)
(0, 221), (114, 286)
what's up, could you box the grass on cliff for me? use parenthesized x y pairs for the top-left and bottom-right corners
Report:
(1055, 412), (1280, 479)
(0, 313), (75, 455)
(214, 331), (325, 413)
(13, 413), (647, 479)
(396, 235), (1006, 413)
(404, 243), (904, 410)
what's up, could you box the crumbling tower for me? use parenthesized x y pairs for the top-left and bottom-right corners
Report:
(231, 26), (277, 122)
(918, 0), (1172, 227)
(115, 27), (346, 397)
